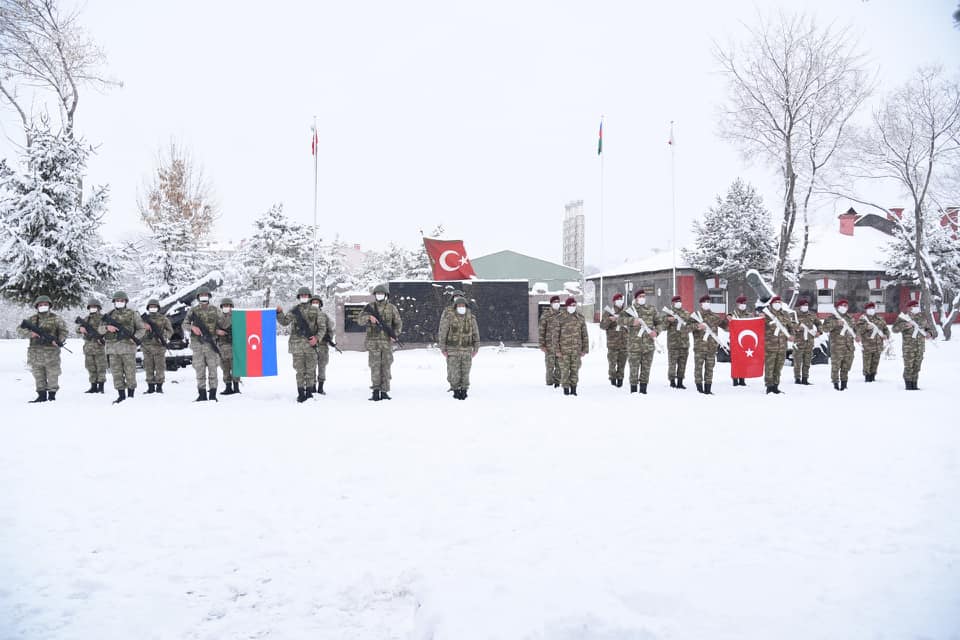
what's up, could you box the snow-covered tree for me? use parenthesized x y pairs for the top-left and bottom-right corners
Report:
(356, 241), (432, 290)
(0, 126), (118, 307)
(239, 204), (312, 307)
(313, 240), (354, 301)
(683, 179), (777, 279)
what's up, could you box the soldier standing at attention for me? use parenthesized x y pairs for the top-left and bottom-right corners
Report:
(438, 295), (480, 399)
(599, 293), (627, 387)
(761, 295), (794, 394)
(662, 294), (692, 389)
(184, 286), (225, 402)
(77, 298), (107, 393)
(217, 298), (239, 395)
(538, 295), (562, 388)
(892, 299), (936, 390)
(311, 294), (336, 395)
(621, 289), (660, 395)
(691, 294), (728, 395)
(556, 297), (589, 396)
(142, 298), (173, 394)
(729, 295), (753, 387)
(792, 298), (821, 385)
(19, 295), (68, 403)
(357, 284), (402, 401)
(855, 301), (890, 382)
(99, 291), (145, 404)
(276, 287), (327, 403)
(821, 298), (858, 391)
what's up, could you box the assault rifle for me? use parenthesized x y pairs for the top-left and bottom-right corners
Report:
(691, 311), (730, 353)
(762, 307), (792, 339)
(897, 312), (934, 340)
(661, 305), (687, 330)
(798, 321), (818, 341)
(192, 317), (221, 357)
(74, 316), (105, 345)
(140, 313), (169, 348)
(831, 310), (856, 338)
(290, 305), (319, 346)
(623, 306), (662, 353)
(602, 305), (622, 331)
(363, 302), (403, 347)
(323, 332), (343, 354)
(101, 312), (142, 346)
(20, 319), (72, 353)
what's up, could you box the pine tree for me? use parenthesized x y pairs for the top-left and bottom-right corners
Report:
(313, 240), (354, 301)
(682, 178), (777, 279)
(0, 126), (118, 307)
(239, 204), (313, 307)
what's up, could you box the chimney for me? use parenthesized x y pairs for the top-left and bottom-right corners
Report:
(838, 207), (858, 236)
(888, 207), (904, 222)
(942, 207), (959, 241)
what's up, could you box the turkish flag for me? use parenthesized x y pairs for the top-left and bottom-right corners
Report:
(729, 317), (765, 379)
(423, 238), (477, 281)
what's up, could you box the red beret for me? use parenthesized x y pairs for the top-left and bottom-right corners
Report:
(770, 296), (782, 303)
(549, 295), (560, 303)
(864, 301), (876, 309)
(908, 299), (920, 307)
(798, 298), (809, 305)
(736, 295), (747, 304)
(612, 293), (624, 301)
(837, 299), (849, 306)
(634, 289), (646, 298)
(671, 295), (682, 303)
(699, 295), (711, 303)
(565, 297), (577, 307)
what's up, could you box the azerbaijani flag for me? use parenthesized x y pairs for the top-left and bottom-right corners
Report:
(232, 309), (278, 377)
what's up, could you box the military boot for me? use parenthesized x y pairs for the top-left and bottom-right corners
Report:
(234, 380), (241, 393)
(801, 377), (810, 385)
(369, 389), (381, 402)
(563, 386), (570, 396)
(553, 382), (560, 389)
(833, 382), (840, 391)
(156, 382), (164, 394)
(669, 378), (676, 388)
(630, 384), (638, 393)
(840, 380), (848, 391)
(85, 383), (98, 393)
(98, 381), (105, 393)
(380, 391), (391, 400)
(639, 383), (648, 394)
(308, 384), (317, 395)
(208, 389), (217, 402)
(317, 380), (325, 395)
(570, 385), (577, 396)
(146, 383), (156, 394)
(298, 387), (308, 403)
(221, 382), (236, 395)
(771, 385), (783, 394)
(461, 388), (468, 399)
(29, 390), (46, 403)
(616, 378), (623, 387)
(611, 378), (617, 386)
(452, 389), (460, 399)
(676, 379), (686, 390)
(44, 390), (56, 401)
(795, 377), (802, 384)
(703, 384), (712, 395)
(113, 389), (127, 404)
(733, 379), (739, 387)
(696, 383), (704, 394)
(127, 388), (135, 398)
(195, 388), (208, 402)
(739, 378), (747, 386)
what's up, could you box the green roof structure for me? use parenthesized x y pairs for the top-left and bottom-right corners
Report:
(470, 250), (582, 291)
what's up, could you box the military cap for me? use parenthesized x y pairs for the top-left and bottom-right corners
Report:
(147, 299), (161, 308)
(196, 286), (211, 297)
(373, 284), (389, 295)
(453, 296), (467, 307)
(220, 298), (234, 307)
(634, 289), (646, 298)
(612, 293), (624, 302)
(565, 297), (577, 307)
(770, 295), (782, 304)
(736, 295), (747, 304)
(864, 301), (876, 309)
(836, 299), (849, 307)
(699, 294), (711, 303)
(296, 286), (311, 297)
(309, 294), (323, 306)
(671, 295), (682, 303)
(549, 295), (561, 303)
(87, 298), (102, 309)
(907, 299), (920, 307)
(798, 298), (809, 306)
(34, 295), (52, 306)
(112, 290), (129, 301)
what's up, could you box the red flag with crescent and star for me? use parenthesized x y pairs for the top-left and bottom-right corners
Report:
(423, 238), (477, 281)
(729, 317), (765, 379)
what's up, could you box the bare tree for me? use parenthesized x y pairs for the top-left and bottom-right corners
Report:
(0, 0), (120, 143)
(714, 11), (871, 292)
(138, 141), (218, 237)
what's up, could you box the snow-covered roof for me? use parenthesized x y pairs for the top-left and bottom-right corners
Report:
(587, 252), (692, 279)
(802, 224), (891, 271)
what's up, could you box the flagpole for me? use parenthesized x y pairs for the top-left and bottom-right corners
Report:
(312, 115), (318, 294)
(599, 115), (604, 321)
(670, 120), (677, 297)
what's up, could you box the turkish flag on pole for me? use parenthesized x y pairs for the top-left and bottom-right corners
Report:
(423, 238), (477, 281)
(729, 317), (765, 379)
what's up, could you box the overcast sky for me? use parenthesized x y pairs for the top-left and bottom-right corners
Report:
(0, 0), (957, 270)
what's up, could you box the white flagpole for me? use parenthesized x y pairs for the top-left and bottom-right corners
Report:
(670, 120), (677, 297)
(599, 115), (604, 320)
(312, 115), (319, 294)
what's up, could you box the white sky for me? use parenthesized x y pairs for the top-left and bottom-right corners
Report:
(0, 0), (957, 269)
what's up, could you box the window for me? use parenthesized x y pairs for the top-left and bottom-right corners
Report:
(817, 288), (834, 311)
(868, 289), (885, 312)
(708, 288), (726, 313)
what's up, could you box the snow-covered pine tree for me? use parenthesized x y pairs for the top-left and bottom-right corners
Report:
(239, 204), (313, 307)
(0, 126), (119, 307)
(313, 240), (354, 301)
(682, 178), (777, 280)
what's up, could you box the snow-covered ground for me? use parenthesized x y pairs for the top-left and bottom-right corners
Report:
(2, 327), (959, 640)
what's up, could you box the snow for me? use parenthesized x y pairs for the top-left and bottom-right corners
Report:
(802, 225), (891, 272)
(2, 327), (959, 639)
(588, 252), (692, 280)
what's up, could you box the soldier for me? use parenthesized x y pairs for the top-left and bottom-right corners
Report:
(729, 294), (753, 387)
(141, 298), (173, 394)
(538, 295), (562, 388)
(438, 295), (480, 399)
(310, 294), (336, 395)
(855, 301), (890, 382)
(690, 294), (728, 394)
(821, 298), (858, 391)
(792, 297), (821, 385)
(621, 289), (660, 394)
(761, 295), (794, 394)
(19, 295), (68, 402)
(661, 294), (692, 389)
(892, 299), (936, 390)
(217, 298), (240, 395)
(77, 298), (107, 393)
(357, 284), (402, 401)
(99, 291), (146, 404)
(599, 293), (627, 387)
(276, 286), (328, 403)
(184, 285), (225, 402)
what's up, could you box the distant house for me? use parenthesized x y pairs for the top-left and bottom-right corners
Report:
(470, 250), (582, 292)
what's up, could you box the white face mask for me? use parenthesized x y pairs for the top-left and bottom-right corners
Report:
(700, 302), (710, 310)
(910, 306), (921, 314)
(456, 306), (466, 315)
(375, 294), (386, 302)
(114, 301), (127, 309)
(614, 299), (624, 308)
(311, 302), (320, 309)
(737, 303), (747, 311)
(88, 308), (99, 314)
(772, 303), (782, 311)
(866, 308), (876, 316)
(837, 306), (848, 314)
(673, 301), (682, 309)
(198, 296), (209, 304)
(636, 297), (646, 306)
(799, 305), (809, 313)
(222, 307), (232, 314)
(37, 304), (50, 313)
(148, 307), (159, 314)
(298, 296), (310, 304)
(567, 306), (576, 314)
(551, 302), (560, 311)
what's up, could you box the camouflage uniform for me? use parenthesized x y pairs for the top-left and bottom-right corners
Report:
(313, 298), (335, 395)
(78, 301), (107, 391)
(216, 299), (239, 394)
(892, 309), (935, 389)
(99, 295), (146, 399)
(856, 312), (890, 381)
(438, 298), (480, 398)
(690, 307), (728, 391)
(183, 291), (225, 399)
(821, 310), (857, 387)
(661, 305), (692, 387)
(599, 304), (627, 385)
(141, 300), (173, 389)
(762, 306), (795, 391)
(621, 300), (659, 392)
(357, 285), (402, 400)
(557, 305), (589, 393)
(792, 309), (822, 383)
(18, 298), (68, 401)
(277, 287), (329, 401)
(538, 304), (562, 386)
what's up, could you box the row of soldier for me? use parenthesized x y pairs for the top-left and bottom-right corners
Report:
(538, 290), (937, 395)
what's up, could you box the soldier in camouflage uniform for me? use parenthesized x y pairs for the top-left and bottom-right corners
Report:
(556, 297), (589, 395)
(277, 286), (328, 403)
(661, 294), (692, 389)
(357, 284), (402, 401)
(538, 295), (562, 388)
(99, 291), (146, 404)
(761, 295), (795, 394)
(438, 296), (480, 399)
(599, 293), (627, 387)
(77, 298), (107, 393)
(620, 289), (660, 394)
(855, 301), (890, 383)
(892, 299), (936, 390)
(821, 298), (858, 391)
(141, 298), (173, 394)
(19, 295), (68, 402)
(184, 285), (225, 402)
(791, 297), (821, 385)
(690, 294), (729, 394)
(311, 295), (336, 395)
(729, 295), (753, 386)
(217, 298), (240, 395)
